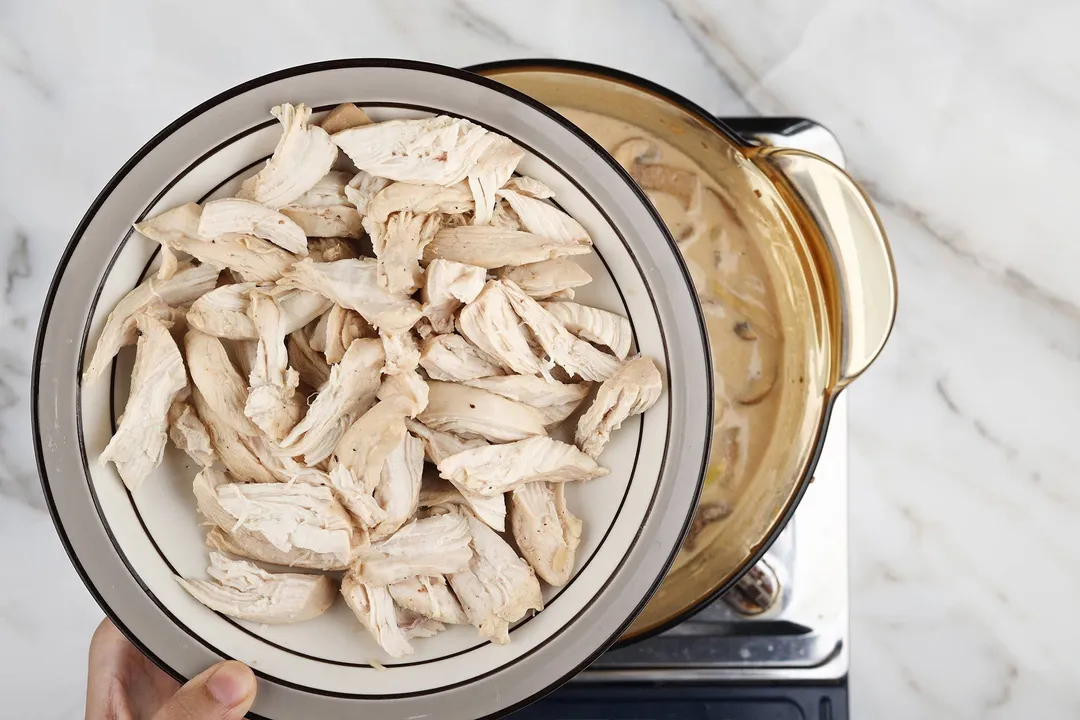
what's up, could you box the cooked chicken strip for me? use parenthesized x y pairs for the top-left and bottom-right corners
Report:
(510, 482), (582, 586)
(195, 467), (340, 572)
(498, 258), (592, 300)
(371, 432), (424, 539)
(421, 259), (486, 334)
(424, 226), (591, 269)
(418, 475), (506, 533)
(457, 281), (550, 377)
(177, 552), (336, 624)
(341, 574), (414, 658)
(364, 211), (436, 295)
(280, 171), (363, 239)
(419, 334), (506, 383)
(310, 305), (374, 364)
(489, 199), (522, 231)
(243, 291), (304, 442)
(496, 189), (590, 245)
(504, 175), (554, 199)
(367, 182), (473, 223)
(332, 402), (409, 492)
(238, 103), (338, 208)
(100, 314), (187, 490)
(188, 284), (331, 341)
(376, 370), (430, 417)
(332, 115), (504, 186)
(575, 356), (663, 459)
(135, 203), (297, 282)
(419, 381), (547, 443)
(190, 387), (278, 483)
(343, 170), (391, 213)
(287, 328), (332, 390)
(198, 198), (308, 255)
(388, 575), (469, 626)
(319, 102), (372, 135)
(84, 262), (219, 382)
(307, 236), (359, 263)
(500, 280), (620, 382)
(167, 399), (214, 467)
(542, 301), (632, 360)
(206, 527), (350, 571)
(353, 512), (474, 586)
(461, 375), (590, 427)
(279, 338), (384, 465)
(279, 258), (422, 334)
(468, 137), (524, 225)
(405, 419), (488, 465)
(448, 511), (543, 644)
(319, 464), (386, 528)
(187, 283), (258, 339)
(439, 436), (606, 496)
(213, 482), (357, 566)
(380, 329), (421, 375)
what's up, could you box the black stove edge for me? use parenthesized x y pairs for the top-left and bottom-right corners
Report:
(511, 677), (849, 720)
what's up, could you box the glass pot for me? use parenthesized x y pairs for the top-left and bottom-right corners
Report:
(471, 60), (897, 640)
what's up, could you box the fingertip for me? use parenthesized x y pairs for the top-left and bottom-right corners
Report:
(206, 661), (256, 709)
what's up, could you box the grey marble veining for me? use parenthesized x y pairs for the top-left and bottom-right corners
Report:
(1, 0), (1077, 717)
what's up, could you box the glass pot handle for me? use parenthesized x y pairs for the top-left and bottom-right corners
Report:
(755, 148), (897, 390)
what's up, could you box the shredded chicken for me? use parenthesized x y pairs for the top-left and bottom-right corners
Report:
(575, 356), (664, 458)
(389, 575), (469, 626)
(198, 198), (309, 255)
(421, 259), (486, 333)
(498, 258), (592, 300)
(419, 381), (547, 443)
(280, 171), (363, 239)
(100, 314), (188, 490)
(94, 103), (667, 653)
(178, 552), (336, 624)
(238, 103), (338, 208)
(279, 338), (385, 465)
(352, 512), (474, 586)
(84, 262), (219, 382)
(279, 258), (422, 334)
(510, 482), (582, 586)
(457, 281), (551, 377)
(542, 300), (633, 359)
(341, 574), (415, 658)
(438, 436), (607, 496)
(500, 280), (620, 382)
(419, 334), (506, 382)
(135, 203), (297, 282)
(448, 510), (543, 644)
(425, 226), (591, 269)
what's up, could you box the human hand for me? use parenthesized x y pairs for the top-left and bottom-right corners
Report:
(87, 618), (257, 719)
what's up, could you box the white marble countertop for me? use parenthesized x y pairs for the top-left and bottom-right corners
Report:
(2, 1), (1078, 718)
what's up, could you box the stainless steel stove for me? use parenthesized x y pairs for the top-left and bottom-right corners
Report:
(515, 118), (851, 719)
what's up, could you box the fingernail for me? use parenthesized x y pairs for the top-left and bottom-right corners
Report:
(207, 661), (255, 707)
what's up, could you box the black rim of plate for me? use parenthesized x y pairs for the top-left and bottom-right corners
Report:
(31, 58), (712, 719)
(465, 57), (839, 645)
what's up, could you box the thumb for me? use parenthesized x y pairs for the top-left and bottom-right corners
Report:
(152, 660), (257, 720)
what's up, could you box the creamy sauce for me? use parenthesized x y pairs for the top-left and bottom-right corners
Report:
(558, 108), (784, 569)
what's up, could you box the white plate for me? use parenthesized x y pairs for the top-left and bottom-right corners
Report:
(33, 59), (711, 720)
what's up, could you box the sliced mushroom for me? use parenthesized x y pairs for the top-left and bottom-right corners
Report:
(730, 319), (779, 406)
(612, 137), (701, 211)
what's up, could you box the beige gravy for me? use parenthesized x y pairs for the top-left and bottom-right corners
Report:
(558, 108), (785, 568)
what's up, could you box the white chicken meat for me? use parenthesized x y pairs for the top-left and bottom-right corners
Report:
(238, 103), (338, 208)
(575, 356), (664, 459)
(421, 259), (486, 334)
(100, 314), (188, 490)
(438, 436), (607, 497)
(510, 482), (582, 586)
(419, 381), (547, 443)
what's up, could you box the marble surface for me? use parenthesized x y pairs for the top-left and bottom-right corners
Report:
(2, 0), (1077, 717)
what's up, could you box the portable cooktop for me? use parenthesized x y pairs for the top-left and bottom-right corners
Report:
(512, 117), (851, 720)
